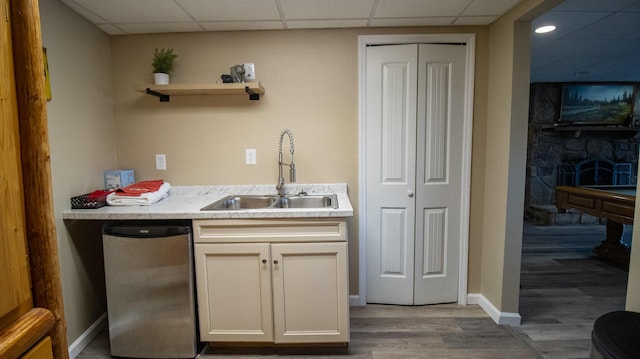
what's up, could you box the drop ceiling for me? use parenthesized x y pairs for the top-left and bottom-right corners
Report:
(58, 0), (640, 82)
(531, 0), (640, 82)
(58, 0), (523, 33)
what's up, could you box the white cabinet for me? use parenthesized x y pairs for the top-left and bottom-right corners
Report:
(194, 243), (273, 342)
(271, 242), (348, 343)
(193, 219), (349, 344)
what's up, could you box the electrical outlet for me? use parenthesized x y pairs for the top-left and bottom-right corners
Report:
(245, 149), (256, 165)
(244, 63), (255, 81)
(155, 154), (167, 170)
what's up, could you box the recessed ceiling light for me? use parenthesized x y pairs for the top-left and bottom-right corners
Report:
(535, 25), (556, 34)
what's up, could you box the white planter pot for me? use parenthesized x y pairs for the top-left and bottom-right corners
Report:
(154, 73), (170, 85)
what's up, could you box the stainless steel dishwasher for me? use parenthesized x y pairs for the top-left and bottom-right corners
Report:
(102, 225), (198, 358)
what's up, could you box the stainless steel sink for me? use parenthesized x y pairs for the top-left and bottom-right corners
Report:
(273, 195), (337, 209)
(200, 195), (279, 210)
(201, 194), (338, 210)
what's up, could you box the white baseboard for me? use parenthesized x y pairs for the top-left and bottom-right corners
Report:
(349, 294), (364, 306)
(351, 293), (520, 325)
(68, 312), (107, 359)
(467, 293), (521, 326)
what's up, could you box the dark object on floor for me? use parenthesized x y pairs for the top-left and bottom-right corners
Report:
(591, 311), (640, 359)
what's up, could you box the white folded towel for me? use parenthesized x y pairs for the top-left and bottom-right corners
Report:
(107, 182), (171, 206)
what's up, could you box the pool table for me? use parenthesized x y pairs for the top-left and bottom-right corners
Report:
(555, 185), (635, 265)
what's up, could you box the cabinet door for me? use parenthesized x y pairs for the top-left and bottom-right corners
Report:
(21, 336), (53, 359)
(0, 0), (32, 330)
(194, 243), (273, 342)
(271, 242), (349, 343)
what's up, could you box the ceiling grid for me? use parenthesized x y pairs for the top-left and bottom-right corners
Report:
(58, 0), (640, 82)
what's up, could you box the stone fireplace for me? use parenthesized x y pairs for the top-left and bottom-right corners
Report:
(526, 83), (640, 225)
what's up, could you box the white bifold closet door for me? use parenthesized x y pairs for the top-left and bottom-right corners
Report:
(365, 43), (467, 305)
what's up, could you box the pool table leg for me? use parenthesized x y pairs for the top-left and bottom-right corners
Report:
(593, 220), (630, 266)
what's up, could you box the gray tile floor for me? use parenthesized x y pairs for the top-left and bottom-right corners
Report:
(76, 223), (628, 358)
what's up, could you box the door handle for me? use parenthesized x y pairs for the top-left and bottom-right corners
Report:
(262, 259), (267, 264)
(273, 260), (279, 265)
(408, 190), (414, 198)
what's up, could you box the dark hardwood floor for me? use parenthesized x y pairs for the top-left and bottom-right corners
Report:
(76, 223), (628, 358)
(79, 303), (541, 359)
(509, 223), (629, 359)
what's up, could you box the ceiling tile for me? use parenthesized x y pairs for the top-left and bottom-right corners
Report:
(453, 16), (496, 25)
(199, 21), (285, 31)
(176, 0), (281, 21)
(117, 22), (203, 34)
(530, 54), (565, 71)
(96, 24), (125, 35)
(72, 0), (192, 23)
(572, 39), (633, 57)
(563, 12), (640, 40)
(286, 19), (369, 29)
(531, 10), (612, 40)
(624, 1), (640, 11)
(531, 56), (610, 82)
(374, 0), (473, 18)
(600, 64), (640, 82)
(532, 38), (608, 56)
(370, 17), (455, 27)
(463, 0), (522, 16)
(581, 52), (640, 71)
(600, 72), (639, 82)
(59, 0), (107, 24)
(551, 0), (638, 12)
(280, 0), (375, 20)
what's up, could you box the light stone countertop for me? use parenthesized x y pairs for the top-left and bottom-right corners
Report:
(62, 183), (353, 220)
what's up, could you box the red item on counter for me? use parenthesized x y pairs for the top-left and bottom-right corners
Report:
(87, 189), (114, 199)
(116, 180), (164, 197)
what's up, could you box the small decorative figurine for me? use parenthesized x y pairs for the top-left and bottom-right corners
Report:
(230, 64), (245, 83)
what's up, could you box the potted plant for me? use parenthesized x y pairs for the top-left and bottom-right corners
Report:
(152, 48), (178, 85)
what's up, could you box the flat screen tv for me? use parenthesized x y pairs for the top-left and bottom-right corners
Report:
(558, 83), (636, 126)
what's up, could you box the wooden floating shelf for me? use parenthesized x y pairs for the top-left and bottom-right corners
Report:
(134, 82), (265, 102)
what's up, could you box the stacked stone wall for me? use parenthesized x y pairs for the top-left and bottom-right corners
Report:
(525, 83), (639, 224)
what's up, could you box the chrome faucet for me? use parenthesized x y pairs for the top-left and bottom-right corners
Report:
(276, 129), (295, 196)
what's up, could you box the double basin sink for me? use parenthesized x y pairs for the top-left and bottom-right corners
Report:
(201, 194), (338, 211)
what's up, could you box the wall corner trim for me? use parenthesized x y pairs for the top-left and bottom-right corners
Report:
(68, 312), (107, 359)
(467, 293), (521, 326)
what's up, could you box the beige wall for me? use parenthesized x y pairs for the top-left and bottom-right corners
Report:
(109, 26), (490, 297)
(482, 15), (530, 312)
(39, 0), (117, 345)
(482, 0), (564, 312)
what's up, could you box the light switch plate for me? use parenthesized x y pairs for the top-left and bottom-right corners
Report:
(245, 149), (256, 165)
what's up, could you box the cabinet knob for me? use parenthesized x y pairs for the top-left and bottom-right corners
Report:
(262, 259), (267, 264)
(273, 260), (279, 265)
(408, 190), (414, 198)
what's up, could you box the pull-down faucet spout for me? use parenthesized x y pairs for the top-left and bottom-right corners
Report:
(277, 129), (295, 196)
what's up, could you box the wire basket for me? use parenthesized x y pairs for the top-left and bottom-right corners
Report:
(71, 192), (107, 209)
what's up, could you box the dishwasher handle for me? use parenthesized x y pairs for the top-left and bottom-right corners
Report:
(103, 225), (190, 238)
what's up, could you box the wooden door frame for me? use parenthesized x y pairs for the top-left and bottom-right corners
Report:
(357, 34), (475, 306)
(9, 1), (68, 358)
